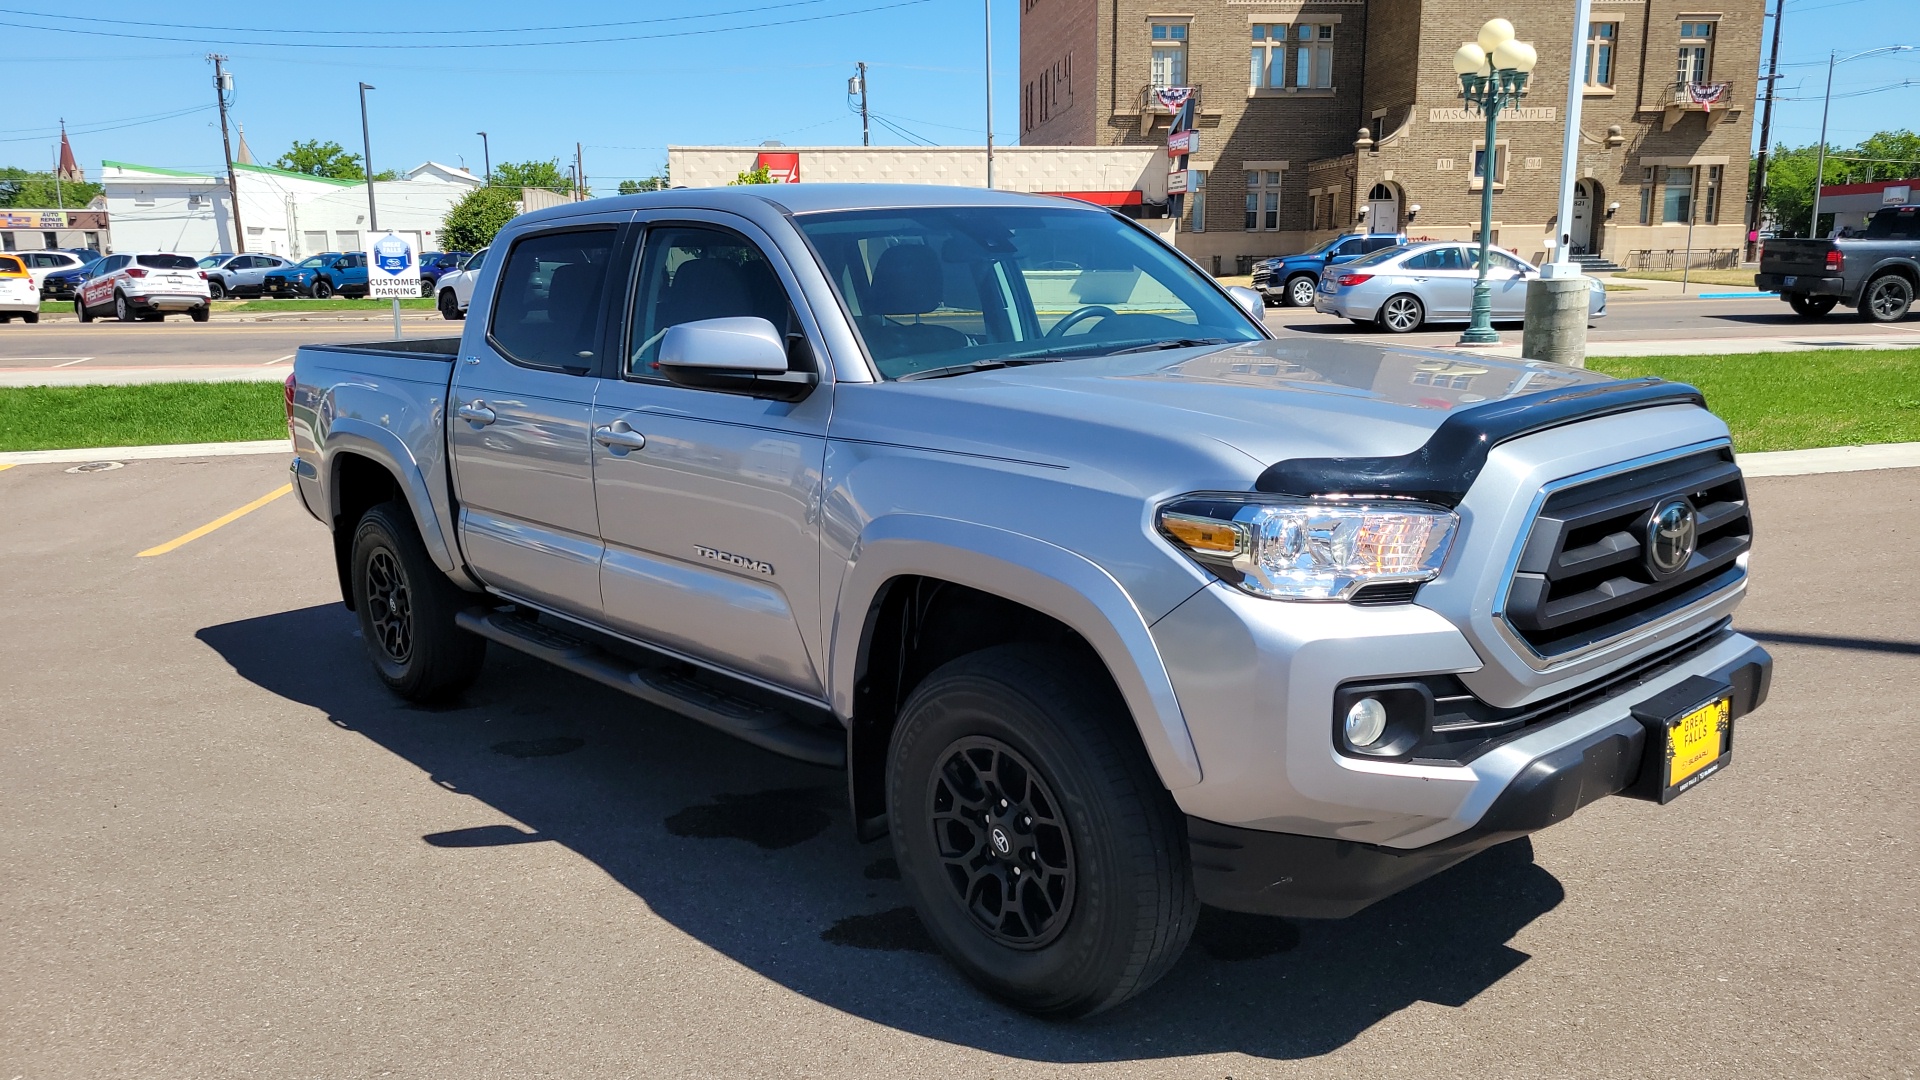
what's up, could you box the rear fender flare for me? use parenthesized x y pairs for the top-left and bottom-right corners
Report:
(323, 419), (459, 575)
(829, 515), (1204, 790)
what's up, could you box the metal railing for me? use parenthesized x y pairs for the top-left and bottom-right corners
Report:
(1139, 84), (1204, 112)
(1669, 80), (1735, 108)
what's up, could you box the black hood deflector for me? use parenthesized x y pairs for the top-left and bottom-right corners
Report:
(1252, 377), (1707, 506)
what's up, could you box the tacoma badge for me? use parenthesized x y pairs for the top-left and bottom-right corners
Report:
(694, 544), (774, 576)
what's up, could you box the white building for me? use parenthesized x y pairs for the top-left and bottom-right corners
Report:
(101, 160), (476, 257)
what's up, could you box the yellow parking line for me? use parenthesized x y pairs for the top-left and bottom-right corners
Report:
(137, 484), (293, 558)
(0, 463), (14, 473)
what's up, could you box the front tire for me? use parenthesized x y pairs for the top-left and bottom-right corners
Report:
(349, 502), (486, 702)
(1286, 274), (1318, 308)
(312, 278), (335, 300)
(886, 645), (1197, 1018)
(438, 289), (465, 321)
(1860, 274), (1913, 322)
(1377, 293), (1425, 333)
(75, 298), (92, 322)
(208, 279), (227, 300)
(1788, 293), (1836, 319)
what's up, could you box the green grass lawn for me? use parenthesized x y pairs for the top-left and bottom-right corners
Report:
(0, 382), (287, 452)
(228, 297), (436, 312)
(1591, 349), (1920, 453)
(1614, 269), (1759, 287)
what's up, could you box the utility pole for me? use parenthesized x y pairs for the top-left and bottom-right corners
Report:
(358, 83), (379, 232)
(852, 62), (871, 146)
(1747, 0), (1784, 256)
(983, 0), (995, 188)
(576, 142), (585, 201)
(210, 55), (245, 252)
(476, 131), (491, 185)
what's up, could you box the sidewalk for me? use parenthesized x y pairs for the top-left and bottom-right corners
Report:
(1593, 274), (1771, 301)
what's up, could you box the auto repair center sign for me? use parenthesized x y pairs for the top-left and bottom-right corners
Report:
(367, 233), (420, 299)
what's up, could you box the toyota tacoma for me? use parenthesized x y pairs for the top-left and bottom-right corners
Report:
(286, 185), (1770, 1017)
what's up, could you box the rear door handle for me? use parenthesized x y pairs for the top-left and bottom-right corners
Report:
(456, 401), (496, 425)
(594, 421), (647, 452)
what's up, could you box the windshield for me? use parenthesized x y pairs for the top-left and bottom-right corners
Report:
(136, 254), (198, 270)
(298, 256), (330, 269)
(794, 206), (1263, 379)
(197, 255), (226, 269)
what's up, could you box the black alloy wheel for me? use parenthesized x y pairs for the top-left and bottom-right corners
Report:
(363, 547), (414, 667)
(1861, 275), (1913, 322)
(1287, 275), (1319, 308)
(312, 278), (335, 300)
(208, 278), (226, 300)
(927, 736), (1077, 949)
(438, 289), (464, 321)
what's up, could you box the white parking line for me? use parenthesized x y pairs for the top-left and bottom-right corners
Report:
(261, 353), (296, 366)
(52, 357), (94, 368)
(2, 356), (95, 362)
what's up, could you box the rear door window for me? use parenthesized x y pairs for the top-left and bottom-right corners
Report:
(1866, 207), (1920, 240)
(487, 227), (617, 373)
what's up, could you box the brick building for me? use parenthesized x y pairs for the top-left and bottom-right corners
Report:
(1020, 0), (1761, 273)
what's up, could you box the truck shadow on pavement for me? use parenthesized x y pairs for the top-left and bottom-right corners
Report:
(199, 603), (1565, 1063)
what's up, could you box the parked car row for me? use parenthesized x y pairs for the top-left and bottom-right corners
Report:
(1252, 233), (1406, 307)
(1314, 241), (1607, 333)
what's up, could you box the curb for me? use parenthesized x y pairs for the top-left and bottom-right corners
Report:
(0, 440), (289, 465)
(4, 440), (1918, 476)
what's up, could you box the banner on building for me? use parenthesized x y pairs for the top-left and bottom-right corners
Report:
(1154, 87), (1195, 114)
(754, 152), (801, 183)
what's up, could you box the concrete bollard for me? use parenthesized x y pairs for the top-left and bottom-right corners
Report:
(1522, 275), (1591, 368)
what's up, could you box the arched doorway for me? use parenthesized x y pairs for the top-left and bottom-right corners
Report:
(1366, 182), (1401, 235)
(1570, 179), (1604, 256)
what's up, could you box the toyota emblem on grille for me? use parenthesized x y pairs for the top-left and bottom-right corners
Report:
(1646, 498), (1697, 578)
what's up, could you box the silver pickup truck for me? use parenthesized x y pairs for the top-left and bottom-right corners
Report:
(288, 185), (1770, 1017)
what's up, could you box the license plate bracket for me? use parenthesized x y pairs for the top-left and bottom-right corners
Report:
(1626, 675), (1734, 804)
(1784, 275), (1798, 287)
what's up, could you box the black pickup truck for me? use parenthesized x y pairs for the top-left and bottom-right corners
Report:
(1756, 204), (1920, 321)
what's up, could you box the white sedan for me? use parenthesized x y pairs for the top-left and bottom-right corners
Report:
(1314, 241), (1606, 333)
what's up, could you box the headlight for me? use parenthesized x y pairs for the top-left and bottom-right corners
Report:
(1157, 495), (1457, 601)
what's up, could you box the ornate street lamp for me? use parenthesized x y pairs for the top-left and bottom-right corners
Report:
(1453, 19), (1537, 346)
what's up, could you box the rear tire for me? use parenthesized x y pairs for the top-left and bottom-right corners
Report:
(349, 501), (486, 703)
(1377, 293), (1425, 333)
(208, 279), (227, 300)
(114, 292), (135, 322)
(1285, 274), (1319, 308)
(22, 311), (37, 324)
(1787, 293), (1836, 319)
(1860, 274), (1913, 322)
(438, 289), (465, 321)
(190, 304), (210, 323)
(886, 645), (1197, 1018)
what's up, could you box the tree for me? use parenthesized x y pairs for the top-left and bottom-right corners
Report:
(618, 176), (667, 195)
(275, 139), (368, 180)
(490, 159), (572, 194)
(730, 164), (773, 186)
(441, 186), (520, 250)
(0, 167), (103, 209)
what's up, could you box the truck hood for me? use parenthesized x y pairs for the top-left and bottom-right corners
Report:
(849, 337), (1621, 477)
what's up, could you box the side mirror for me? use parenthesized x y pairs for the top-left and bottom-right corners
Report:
(658, 316), (816, 401)
(1226, 285), (1266, 320)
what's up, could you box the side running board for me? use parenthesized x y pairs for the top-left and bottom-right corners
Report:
(455, 609), (845, 768)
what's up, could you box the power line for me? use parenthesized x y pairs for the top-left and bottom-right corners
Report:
(0, 104), (214, 144)
(0, 0), (933, 50)
(0, 0), (849, 36)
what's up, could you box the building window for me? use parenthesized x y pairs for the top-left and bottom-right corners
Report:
(1150, 22), (1187, 89)
(1704, 165), (1723, 224)
(1677, 22), (1714, 84)
(1586, 22), (1616, 87)
(85, 231), (100, 249)
(1250, 25), (1284, 88)
(1471, 141), (1508, 189)
(1662, 166), (1695, 223)
(1, 233), (14, 252)
(134, 192), (154, 207)
(1189, 169), (1207, 233)
(1245, 170), (1281, 231)
(42, 231), (58, 249)
(1639, 167), (1656, 224)
(1294, 24), (1334, 89)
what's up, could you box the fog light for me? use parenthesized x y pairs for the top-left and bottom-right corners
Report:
(1344, 697), (1388, 747)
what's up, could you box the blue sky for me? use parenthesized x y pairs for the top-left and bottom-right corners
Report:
(1, 0), (1914, 186)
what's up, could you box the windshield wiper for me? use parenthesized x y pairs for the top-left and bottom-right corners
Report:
(1105, 337), (1233, 355)
(895, 357), (1066, 382)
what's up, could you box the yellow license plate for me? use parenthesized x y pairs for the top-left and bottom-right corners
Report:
(1668, 697), (1731, 787)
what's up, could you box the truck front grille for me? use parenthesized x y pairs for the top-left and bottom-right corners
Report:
(1502, 448), (1750, 658)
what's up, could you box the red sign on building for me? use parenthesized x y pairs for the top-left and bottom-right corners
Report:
(754, 152), (801, 183)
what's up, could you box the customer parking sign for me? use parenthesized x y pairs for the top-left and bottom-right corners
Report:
(366, 233), (420, 299)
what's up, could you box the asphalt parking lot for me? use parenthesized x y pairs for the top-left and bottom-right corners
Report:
(4, 453), (1917, 1078)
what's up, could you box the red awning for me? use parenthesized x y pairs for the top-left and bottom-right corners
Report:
(1045, 190), (1144, 206)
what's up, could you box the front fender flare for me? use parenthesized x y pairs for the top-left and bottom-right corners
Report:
(829, 515), (1204, 790)
(322, 419), (458, 574)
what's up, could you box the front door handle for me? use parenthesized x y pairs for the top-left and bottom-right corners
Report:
(594, 421), (647, 452)
(456, 401), (496, 425)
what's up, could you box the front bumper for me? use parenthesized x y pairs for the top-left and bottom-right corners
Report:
(1190, 636), (1771, 917)
(1755, 272), (1847, 298)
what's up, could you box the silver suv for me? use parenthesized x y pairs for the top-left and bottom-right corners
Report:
(288, 185), (1770, 1017)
